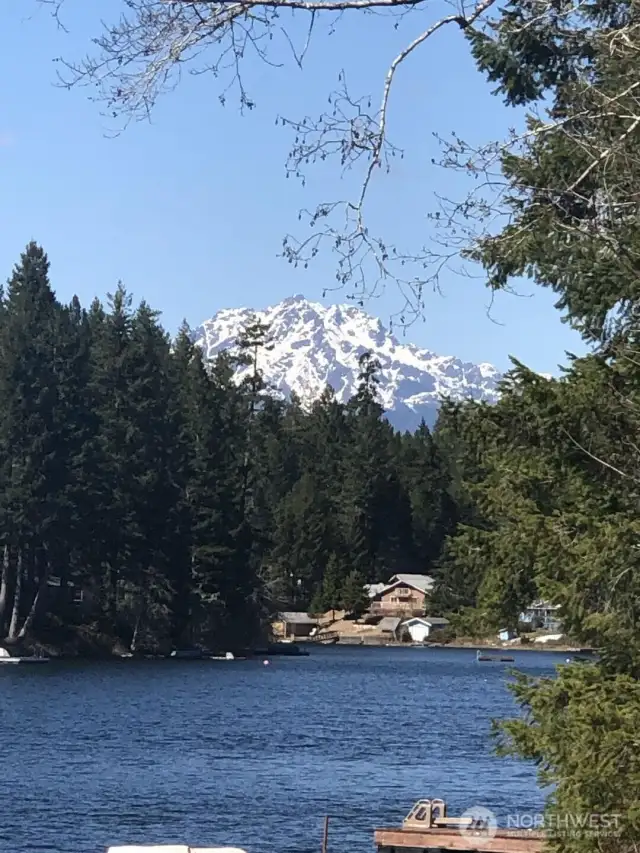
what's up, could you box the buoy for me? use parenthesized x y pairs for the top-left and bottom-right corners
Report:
(263, 659), (270, 666)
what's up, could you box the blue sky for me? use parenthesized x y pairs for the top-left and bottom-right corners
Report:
(1, 1), (587, 374)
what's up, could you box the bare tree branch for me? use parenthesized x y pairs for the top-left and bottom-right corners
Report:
(37, 0), (503, 324)
(35, 0), (640, 329)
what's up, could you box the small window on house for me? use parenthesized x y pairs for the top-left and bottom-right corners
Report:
(73, 589), (84, 603)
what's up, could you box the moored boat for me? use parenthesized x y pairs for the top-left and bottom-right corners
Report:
(107, 847), (249, 853)
(476, 649), (515, 662)
(0, 647), (49, 665)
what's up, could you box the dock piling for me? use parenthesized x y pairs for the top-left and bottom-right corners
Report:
(321, 815), (330, 853)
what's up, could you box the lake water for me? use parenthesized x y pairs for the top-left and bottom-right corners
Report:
(0, 645), (566, 853)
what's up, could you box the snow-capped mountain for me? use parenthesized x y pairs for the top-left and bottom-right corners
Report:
(191, 295), (502, 432)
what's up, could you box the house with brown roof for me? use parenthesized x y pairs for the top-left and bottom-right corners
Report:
(368, 574), (434, 618)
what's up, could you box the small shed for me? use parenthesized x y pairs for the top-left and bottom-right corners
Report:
(401, 617), (450, 643)
(274, 612), (318, 639)
(378, 616), (402, 639)
(498, 628), (517, 642)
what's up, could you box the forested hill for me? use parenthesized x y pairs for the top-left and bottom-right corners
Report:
(0, 243), (463, 655)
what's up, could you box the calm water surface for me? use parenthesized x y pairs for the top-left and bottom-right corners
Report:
(0, 645), (565, 853)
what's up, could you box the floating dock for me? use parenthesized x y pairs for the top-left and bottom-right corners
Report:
(374, 799), (544, 853)
(476, 650), (515, 663)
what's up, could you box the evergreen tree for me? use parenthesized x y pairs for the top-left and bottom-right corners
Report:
(401, 422), (456, 569)
(311, 553), (344, 617)
(340, 352), (411, 580)
(340, 569), (368, 617)
(448, 2), (640, 842)
(268, 472), (331, 607)
(0, 244), (69, 641)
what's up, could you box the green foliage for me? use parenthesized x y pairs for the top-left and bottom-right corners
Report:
(340, 569), (369, 616)
(495, 665), (640, 851)
(312, 553), (345, 614)
(436, 0), (640, 841)
(436, 356), (640, 850)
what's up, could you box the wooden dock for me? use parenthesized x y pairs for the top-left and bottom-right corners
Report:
(375, 826), (544, 853)
(374, 799), (545, 853)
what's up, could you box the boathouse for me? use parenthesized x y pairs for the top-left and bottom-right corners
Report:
(401, 616), (450, 643)
(272, 611), (318, 639)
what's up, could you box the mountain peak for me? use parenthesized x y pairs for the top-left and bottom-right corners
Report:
(192, 296), (502, 430)
(281, 293), (307, 305)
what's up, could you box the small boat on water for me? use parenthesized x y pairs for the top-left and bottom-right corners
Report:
(107, 847), (249, 853)
(0, 647), (50, 665)
(252, 642), (309, 657)
(476, 650), (515, 663)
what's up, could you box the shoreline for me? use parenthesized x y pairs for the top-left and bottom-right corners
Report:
(297, 638), (596, 654)
(7, 636), (596, 661)
(431, 641), (594, 654)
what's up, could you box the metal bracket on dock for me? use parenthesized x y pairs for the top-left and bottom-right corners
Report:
(402, 799), (447, 829)
(402, 799), (477, 831)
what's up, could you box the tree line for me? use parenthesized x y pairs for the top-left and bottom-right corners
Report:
(0, 243), (458, 654)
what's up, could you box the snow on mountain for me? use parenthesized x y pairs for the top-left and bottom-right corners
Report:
(191, 294), (502, 432)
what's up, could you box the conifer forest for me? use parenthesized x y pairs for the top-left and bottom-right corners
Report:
(0, 242), (463, 655)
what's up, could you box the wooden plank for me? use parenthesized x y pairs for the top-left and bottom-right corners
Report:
(374, 828), (544, 853)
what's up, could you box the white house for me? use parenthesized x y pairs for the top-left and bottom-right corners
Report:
(401, 616), (450, 643)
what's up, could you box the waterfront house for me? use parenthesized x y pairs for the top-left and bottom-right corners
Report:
(272, 611), (318, 639)
(401, 616), (450, 643)
(519, 600), (562, 631)
(368, 574), (434, 617)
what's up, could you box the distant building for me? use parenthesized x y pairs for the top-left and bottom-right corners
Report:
(401, 616), (450, 643)
(272, 612), (318, 639)
(519, 600), (562, 631)
(498, 628), (518, 642)
(47, 575), (86, 604)
(368, 574), (434, 618)
(377, 616), (402, 640)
